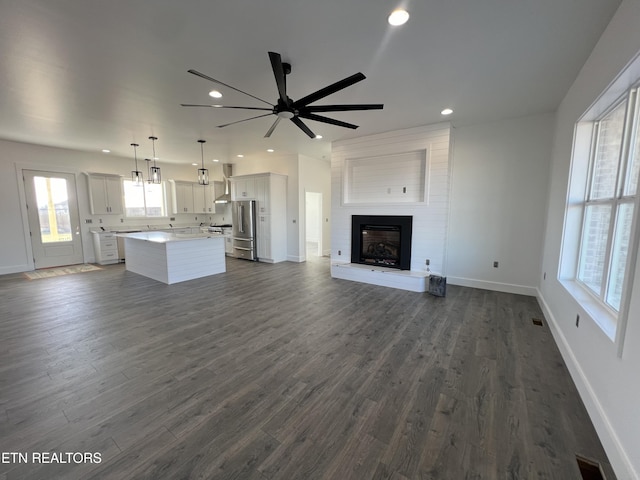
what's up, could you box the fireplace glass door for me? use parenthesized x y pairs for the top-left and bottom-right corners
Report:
(360, 225), (401, 267)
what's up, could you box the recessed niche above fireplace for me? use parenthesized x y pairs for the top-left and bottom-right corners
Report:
(351, 215), (412, 270)
(343, 150), (427, 205)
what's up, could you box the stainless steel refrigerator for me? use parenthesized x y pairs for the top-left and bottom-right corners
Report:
(232, 200), (257, 261)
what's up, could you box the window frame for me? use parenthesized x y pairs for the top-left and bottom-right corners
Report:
(561, 82), (640, 352)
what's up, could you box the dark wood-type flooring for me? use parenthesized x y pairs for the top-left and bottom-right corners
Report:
(0, 258), (614, 479)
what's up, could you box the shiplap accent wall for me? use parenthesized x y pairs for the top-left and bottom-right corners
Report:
(331, 123), (451, 274)
(344, 150), (426, 204)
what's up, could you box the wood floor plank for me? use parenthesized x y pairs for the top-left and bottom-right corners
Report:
(0, 258), (615, 479)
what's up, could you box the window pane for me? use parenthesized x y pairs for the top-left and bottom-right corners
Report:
(123, 180), (146, 217)
(591, 102), (626, 200)
(606, 203), (634, 310)
(625, 112), (640, 195)
(34, 176), (72, 243)
(144, 183), (165, 217)
(578, 204), (612, 295)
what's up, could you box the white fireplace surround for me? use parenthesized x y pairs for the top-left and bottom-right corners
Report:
(330, 124), (452, 292)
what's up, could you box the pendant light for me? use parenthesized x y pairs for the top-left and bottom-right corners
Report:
(130, 143), (143, 186)
(148, 136), (161, 184)
(197, 139), (209, 185)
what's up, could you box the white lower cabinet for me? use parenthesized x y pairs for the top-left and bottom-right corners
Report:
(92, 232), (119, 265)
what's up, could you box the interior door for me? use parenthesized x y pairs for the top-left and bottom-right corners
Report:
(23, 170), (84, 268)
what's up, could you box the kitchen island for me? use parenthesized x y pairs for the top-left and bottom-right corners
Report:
(117, 231), (225, 284)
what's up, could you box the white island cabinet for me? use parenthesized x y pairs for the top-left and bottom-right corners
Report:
(118, 231), (225, 284)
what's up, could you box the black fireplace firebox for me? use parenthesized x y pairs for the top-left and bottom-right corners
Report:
(351, 215), (412, 270)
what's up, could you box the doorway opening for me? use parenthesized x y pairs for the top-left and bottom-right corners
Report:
(305, 191), (323, 261)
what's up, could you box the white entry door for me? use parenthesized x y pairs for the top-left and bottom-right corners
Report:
(23, 170), (84, 268)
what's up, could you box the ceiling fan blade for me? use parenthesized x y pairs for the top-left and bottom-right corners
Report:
(298, 113), (359, 129)
(217, 113), (274, 128)
(291, 117), (316, 138)
(303, 103), (384, 112)
(187, 69), (273, 107)
(268, 52), (288, 104)
(264, 117), (282, 138)
(181, 104), (273, 111)
(292, 72), (366, 108)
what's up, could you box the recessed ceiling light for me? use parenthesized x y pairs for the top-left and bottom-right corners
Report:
(237, 154), (244, 158)
(388, 9), (409, 26)
(441, 108), (453, 115)
(209, 90), (222, 98)
(267, 149), (274, 153)
(212, 159), (219, 162)
(101, 149), (110, 153)
(192, 163), (198, 166)
(315, 135), (323, 140)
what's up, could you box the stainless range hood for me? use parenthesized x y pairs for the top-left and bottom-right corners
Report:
(215, 163), (233, 203)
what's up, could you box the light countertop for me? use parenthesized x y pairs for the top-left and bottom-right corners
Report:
(117, 231), (224, 244)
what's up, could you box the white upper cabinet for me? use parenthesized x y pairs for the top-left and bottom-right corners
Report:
(86, 173), (123, 215)
(230, 176), (256, 200)
(170, 180), (215, 215)
(171, 180), (195, 214)
(193, 183), (215, 213)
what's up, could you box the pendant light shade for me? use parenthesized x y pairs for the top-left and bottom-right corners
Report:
(148, 136), (161, 184)
(197, 139), (209, 185)
(130, 143), (143, 186)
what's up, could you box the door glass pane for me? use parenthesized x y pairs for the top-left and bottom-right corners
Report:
(606, 203), (634, 311)
(33, 176), (72, 243)
(578, 204), (612, 295)
(591, 102), (625, 200)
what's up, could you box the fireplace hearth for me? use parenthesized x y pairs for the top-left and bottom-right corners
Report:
(351, 215), (412, 270)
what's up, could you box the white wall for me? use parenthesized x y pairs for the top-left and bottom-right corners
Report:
(447, 114), (554, 295)
(539, 2), (640, 478)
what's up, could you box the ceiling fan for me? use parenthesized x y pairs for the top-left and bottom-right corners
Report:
(181, 51), (384, 138)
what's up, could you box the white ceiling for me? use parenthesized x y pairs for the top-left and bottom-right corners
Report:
(0, 0), (621, 165)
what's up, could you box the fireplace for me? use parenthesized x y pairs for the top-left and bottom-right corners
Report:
(351, 215), (412, 270)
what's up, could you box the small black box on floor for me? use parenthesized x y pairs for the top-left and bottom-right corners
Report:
(428, 275), (447, 297)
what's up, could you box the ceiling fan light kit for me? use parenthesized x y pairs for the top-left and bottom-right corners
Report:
(182, 51), (383, 139)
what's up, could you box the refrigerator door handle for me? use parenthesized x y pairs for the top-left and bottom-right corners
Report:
(238, 204), (245, 234)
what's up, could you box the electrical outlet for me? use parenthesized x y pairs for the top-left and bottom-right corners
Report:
(99, 218), (103, 224)
(493, 261), (499, 268)
(85, 219), (92, 224)
(120, 218), (124, 223)
(544, 271), (546, 280)
(170, 217), (176, 221)
(576, 314), (580, 327)
(338, 250), (341, 255)
(425, 259), (430, 266)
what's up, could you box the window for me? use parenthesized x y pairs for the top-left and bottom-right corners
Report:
(123, 180), (167, 217)
(571, 87), (640, 317)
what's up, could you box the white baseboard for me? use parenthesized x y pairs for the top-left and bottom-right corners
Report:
(286, 255), (304, 263)
(447, 276), (537, 296)
(536, 289), (638, 480)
